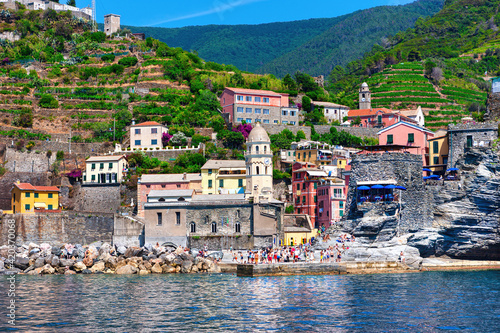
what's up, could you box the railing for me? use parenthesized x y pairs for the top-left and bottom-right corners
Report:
(115, 145), (202, 153)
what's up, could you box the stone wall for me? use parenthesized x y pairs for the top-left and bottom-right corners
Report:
(315, 125), (379, 138)
(188, 235), (254, 251)
(486, 92), (500, 121)
(4, 148), (56, 172)
(344, 153), (431, 235)
(113, 215), (144, 247)
(261, 124), (311, 139)
(73, 184), (122, 213)
(0, 212), (114, 246)
(448, 122), (499, 167)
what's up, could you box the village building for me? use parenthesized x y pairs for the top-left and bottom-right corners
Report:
(82, 155), (128, 185)
(283, 214), (316, 246)
(398, 106), (425, 127)
(294, 141), (333, 167)
(5, 0), (93, 20)
(348, 108), (416, 128)
(312, 101), (350, 124)
(317, 177), (346, 227)
(11, 182), (59, 214)
(201, 160), (246, 195)
(129, 121), (168, 150)
(428, 133), (449, 174)
(137, 173), (202, 218)
(377, 121), (435, 166)
(104, 13), (120, 36)
(220, 87), (299, 125)
(359, 82), (371, 109)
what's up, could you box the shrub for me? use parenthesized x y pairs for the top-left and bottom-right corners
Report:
(118, 56), (138, 67)
(39, 94), (59, 108)
(56, 150), (64, 160)
(101, 54), (115, 62)
(90, 31), (106, 43)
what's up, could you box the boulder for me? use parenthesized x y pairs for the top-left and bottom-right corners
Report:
(98, 243), (112, 256)
(82, 256), (93, 267)
(73, 261), (87, 272)
(143, 243), (153, 253)
(164, 266), (176, 274)
(0, 246), (9, 258)
(117, 246), (127, 255)
(191, 265), (198, 273)
(124, 246), (142, 258)
(105, 256), (118, 270)
(86, 246), (99, 260)
(180, 253), (194, 262)
(139, 269), (150, 275)
(181, 260), (193, 273)
(174, 247), (184, 255)
(34, 258), (45, 268)
(29, 248), (40, 256)
(41, 264), (55, 275)
(144, 262), (152, 270)
(175, 266), (181, 273)
(44, 254), (54, 265)
(115, 265), (138, 275)
(51, 246), (62, 256)
(151, 263), (162, 274)
(56, 267), (66, 274)
(81, 269), (92, 274)
(60, 259), (75, 268)
(28, 243), (40, 251)
(51, 257), (60, 267)
(172, 258), (183, 267)
(64, 270), (76, 275)
(90, 261), (105, 273)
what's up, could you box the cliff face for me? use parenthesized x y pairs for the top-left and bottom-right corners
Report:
(409, 148), (500, 260)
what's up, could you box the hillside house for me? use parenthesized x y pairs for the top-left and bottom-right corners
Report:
(292, 162), (326, 227)
(398, 106), (425, 127)
(130, 121), (168, 150)
(348, 108), (417, 128)
(220, 87), (299, 125)
(201, 160), (246, 195)
(11, 182), (59, 213)
(312, 101), (350, 123)
(83, 155), (128, 185)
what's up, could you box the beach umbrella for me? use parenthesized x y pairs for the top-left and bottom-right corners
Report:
(395, 186), (407, 190)
(430, 175), (440, 179)
(384, 185), (397, 189)
(371, 184), (384, 189)
(423, 176), (430, 180)
(447, 168), (459, 172)
(423, 168), (431, 172)
(357, 186), (370, 190)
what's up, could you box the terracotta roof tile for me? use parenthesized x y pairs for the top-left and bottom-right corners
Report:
(13, 183), (59, 192)
(131, 121), (162, 127)
(348, 108), (393, 117)
(224, 87), (282, 97)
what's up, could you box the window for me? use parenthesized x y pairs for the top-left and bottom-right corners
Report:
(151, 128), (157, 134)
(290, 111), (296, 117)
(219, 179), (224, 188)
(256, 145), (259, 153)
(236, 210), (240, 218)
(211, 222), (217, 233)
(282, 121), (288, 125)
(25, 192), (30, 198)
(290, 121), (296, 125)
(237, 107), (244, 113)
(309, 152), (311, 158)
(296, 184), (300, 191)
(387, 134), (393, 144)
(176, 212), (181, 225)
(314, 195), (317, 203)
(48, 193), (53, 199)
(263, 97), (269, 103)
(433, 141), (439, 154)
(48, 205), (53, 210)
(255, 97), (261, 102)
(467, 135), (473, 148)
(208, 169), (212, 175)
(246, 96), (252, 102)
(263, 109), (270, 115)
(91, 163), (95, 170)
(274, 120), (279, 124)
(340, 201), (344, 209)
(235, 222), (241, 233)
(264, 146), (267, 153)
(25, 204), (30, 211)
(34, 193), (39, 198)
(237, 95), (244, 101)
(237, 118), (244, 122)
(238, 179), (243, 187)
(112, 174), (117, 182)
(190, 222), (196, 233)
(255, 108), (261, 114)
(255, 119), (261, 123)
(340, 210), (344, 217)
(434, 156), (439, 164)
(91, 175), (96, 181)
(378, 115), (382, 123)
(302, 196), (306, 203)
(246, 119), (252, 123)
(157, 213), (162, 225)
(135, 129), (141, 134)
(314, 182), (317, 189)
(109, 163), (113, 169)
(246, 108), (252, 113)
(135, 140), (141, 146)
(408, 133), (414, 143)
(302, 183), (305, 190)
(282, 110), (288, 116)
(208, 179), (213, 188)
(100, 163), (104, 169)
(263, 119), (270, 124)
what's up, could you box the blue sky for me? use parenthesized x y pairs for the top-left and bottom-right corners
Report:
(76, 0), (415, 28)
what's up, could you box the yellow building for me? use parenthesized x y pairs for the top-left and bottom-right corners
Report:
(201, 160), (246, 195)
(334, 157), (348, 169)
(283, 214), (318, 246)
(11, 182), (60, 214)
(428, 133), (449, 173)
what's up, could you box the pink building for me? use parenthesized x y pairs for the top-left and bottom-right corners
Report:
(348, 108), (417, 128)
(137, 173), (202, 218)
(317, 178), (346, 228)
(220, 87), (299, 125)
(377, 121), (435, 166)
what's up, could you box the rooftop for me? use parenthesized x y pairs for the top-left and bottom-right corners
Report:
(377, 121), (434, 135)
(140, 173), (201, 183)
(148, 189), (194, 197)
(313, 101), (349, 108)
(224, 87), (282, 97)
(348, 108), (393, 117)
(201, 160), (246, 170)
(13, 183), (59, 192)
(131, 121), (163, 127)
(191, 194), (247, 202)
(86, 155), (126, 162)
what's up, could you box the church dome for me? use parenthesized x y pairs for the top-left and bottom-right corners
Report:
(247, 122), (270, 143)
(361, 82), (368, 88)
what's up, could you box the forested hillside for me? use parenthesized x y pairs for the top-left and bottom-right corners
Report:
(328, 0), (500, 128)
(125, 0), (444, 77)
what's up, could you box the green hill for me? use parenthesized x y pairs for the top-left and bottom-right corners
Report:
(124, 0), (444, 78)
(328, 0), (500, 129)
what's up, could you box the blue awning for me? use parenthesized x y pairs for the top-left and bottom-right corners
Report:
(423, 168), (431, 172)
(395, 186), (407, 190)
(423, 176), (430, 180)
(430, 175), (440, 179)
(384, 185), (397, 189)
(371, 184), (384, 189)
(357, 186), (370, 190)
(447, 168), (459, 172)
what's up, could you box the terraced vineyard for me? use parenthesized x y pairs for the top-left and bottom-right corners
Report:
(346, 62), (488, 130)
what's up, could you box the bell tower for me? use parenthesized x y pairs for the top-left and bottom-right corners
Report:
(245, 123), (273, 203)
(359, 82), (371, 109)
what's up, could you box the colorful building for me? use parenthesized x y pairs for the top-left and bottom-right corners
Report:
(283, 214), (317, 246)
(220, 87), (299, 125)
(294, 141), (333, 167)
(130, 121), (168, 150)
(11, 182), (59, 214)
(348, 108), (417, 129)
(83, 155), (128, 184)
(137, 173), (202, 218)
(317, 177), (346, 228)
(201, 160), (246, 195)
(292, 162), (327, 227)
(377, 121), (435, 166)
(428, 133), (449, 174)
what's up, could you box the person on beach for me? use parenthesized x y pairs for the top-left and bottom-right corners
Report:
(399, 251), (405, 263)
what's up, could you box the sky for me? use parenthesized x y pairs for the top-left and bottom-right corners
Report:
(76, 0), (415, 28)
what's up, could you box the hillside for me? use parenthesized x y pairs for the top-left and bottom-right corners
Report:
(329, 0), (500, 129)
(124, 0), (444, 77)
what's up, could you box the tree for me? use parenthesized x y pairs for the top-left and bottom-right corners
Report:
(352, 116), (361, 126)
(329, 65), (345, 83)
(431, 67), (443, 82)
(219, 130), (244, 149)
(162, 132), (173, 147)
(283, 74), (297, 90)
(170, 132), (188, 146)
(66, 0), (76, 6)
(39, 94), (59, 108)
(46, 150), (52, 170)
(301, 96), (312, 112)
(296, 130), (306, 141)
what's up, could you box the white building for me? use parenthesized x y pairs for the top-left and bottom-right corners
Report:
(312, 101), (350, 124)
(399, 106), (425, 127)
(83, 155), (128, 185)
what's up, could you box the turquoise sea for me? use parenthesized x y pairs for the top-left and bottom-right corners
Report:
(0, 270), (499, 332)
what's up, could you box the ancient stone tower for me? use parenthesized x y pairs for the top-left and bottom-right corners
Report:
(245, 122), (273, 203)
(104, 14), (120, 36)
(359, 82), (371, 109)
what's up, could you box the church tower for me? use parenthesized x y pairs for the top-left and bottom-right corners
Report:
(245, 122), (273, 203)
(359, 82), (371, 109)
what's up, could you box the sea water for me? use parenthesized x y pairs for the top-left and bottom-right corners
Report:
(0, 270), (499, 332)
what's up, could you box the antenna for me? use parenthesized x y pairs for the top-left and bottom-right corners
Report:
(92, 0), (97, 32)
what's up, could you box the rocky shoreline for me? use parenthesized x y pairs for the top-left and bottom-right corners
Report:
(0, 242), (221, 275)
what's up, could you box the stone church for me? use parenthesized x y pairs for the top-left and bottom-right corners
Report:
(142, 123), (284, 250)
